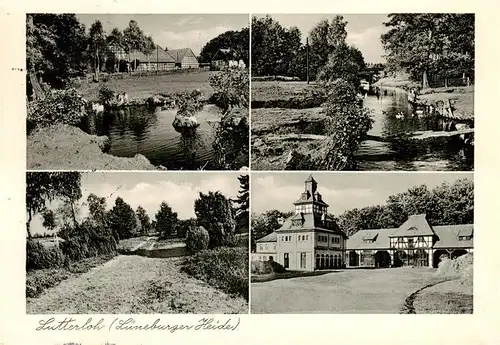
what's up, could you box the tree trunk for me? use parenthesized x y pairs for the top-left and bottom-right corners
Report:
(29, 72), (44, 100)
(422, 70), (429, 89)
(27, 210), (32, 239)
(95, 49), (100, 82)
(70, 201), (78, 227)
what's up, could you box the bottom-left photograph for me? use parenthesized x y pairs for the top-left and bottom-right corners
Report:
(26, 171), (249, 314)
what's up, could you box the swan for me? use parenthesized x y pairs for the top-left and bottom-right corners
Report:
(395, 112), (405, 119)
(91, 102), (104, 114)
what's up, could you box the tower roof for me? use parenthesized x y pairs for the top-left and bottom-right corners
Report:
(305, 174), (317, 183)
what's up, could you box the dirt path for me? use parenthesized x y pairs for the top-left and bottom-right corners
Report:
(251, 267), (439, 314)
(27, 255), (247, 314)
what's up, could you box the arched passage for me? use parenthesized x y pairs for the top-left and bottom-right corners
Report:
(433, 250), (450, 268)
(415, 249), (429, 267)
(375, 251), (391, 268)
(349, 251), (359, 267)
(315, 254), (320, 270)
(329, 254), (334, 268)
(451, 249), (468, 260)
(394, 250), (406, 267)
(320, 254), (325, 269)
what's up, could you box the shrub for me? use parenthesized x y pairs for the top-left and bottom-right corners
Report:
(436, 253), (473, 286)
(209, 69), (249, 113)
(27, 88), (88, 132)
(182, 247), (248, 300)
(26, 267), (71, 298)
(251, 260), (287, 275)
(26, 239), (65, 270)
(59, 219), (117, 261)
(316, 78), (374, 170)
(175, 89), (204, 117)
(185, 226), (209, 253)
(98, 85), (115, 106)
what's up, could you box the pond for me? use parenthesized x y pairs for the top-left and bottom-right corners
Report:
(81, 104), (249, 170)
(356, 88), (473, 171)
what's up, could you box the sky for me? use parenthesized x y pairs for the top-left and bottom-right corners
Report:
(77, 14), (249, 56)
(31, 172), (243, 235)
(251, 172), (473, 216)
(254, 14), (390, 63)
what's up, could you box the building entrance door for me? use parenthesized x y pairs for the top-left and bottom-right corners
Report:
(284, 253), (289, 269)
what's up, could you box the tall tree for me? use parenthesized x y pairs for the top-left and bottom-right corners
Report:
(381, 14), (474, 88)
(106, 27), (124, 72)
(143, 35), (156, 69)
(26, 172), (82, 238)
(136, 205), (151, 235)
(233, 174), (249, 233)
(87, 193), (108, 228)
(26, 14), (88, 91)
(154, 202), (179, 238)
(108, 197), (137, 240)
(194, 191), (236, 248)
(308, 16), (348, 80)
(123, 20), (147, 71)
(317, 43), (365, 88)
(89, 20), (106, 81)
(199, 28), (250, 66)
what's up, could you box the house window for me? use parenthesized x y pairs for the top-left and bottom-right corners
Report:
(306, 235), (309, 240)
(259, 244), (263, 251)
(300, 253), (307, 269)
(408, 238), (414, 248)
(272, 244), (276, 250)
(265, 244), (269, 250)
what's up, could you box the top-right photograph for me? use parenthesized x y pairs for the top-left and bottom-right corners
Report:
(251, 14), (474, 171)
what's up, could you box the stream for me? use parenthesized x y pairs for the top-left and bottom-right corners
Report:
(356, 88), (473, 171)
(80, 104), (248, 170)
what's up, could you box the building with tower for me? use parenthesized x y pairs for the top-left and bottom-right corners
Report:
(253, 175), (348, 271)
(253, 175), (473, 271)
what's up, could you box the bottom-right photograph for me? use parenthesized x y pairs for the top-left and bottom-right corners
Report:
(250, 172), (473, 314)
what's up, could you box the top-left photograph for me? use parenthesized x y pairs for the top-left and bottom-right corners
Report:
(26, 13), (249, 171)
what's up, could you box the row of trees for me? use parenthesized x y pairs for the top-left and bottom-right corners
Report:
(251, 178), (474, 246)
(27, 14), (158, 92)
(381, 14), (475, 88)
(27, 172), (250, 242)
(251, 15), (365, 82)
(199, 28), (249, 67)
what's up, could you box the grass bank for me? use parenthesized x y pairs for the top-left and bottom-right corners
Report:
(27, 124), (158, 170)
(26, 254), (115, 298)
(412, 279), (473, 313)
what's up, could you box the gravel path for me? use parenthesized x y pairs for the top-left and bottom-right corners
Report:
(27, 255), (247, 314)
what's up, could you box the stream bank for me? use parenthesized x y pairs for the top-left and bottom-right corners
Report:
(27, 124), (158, 170)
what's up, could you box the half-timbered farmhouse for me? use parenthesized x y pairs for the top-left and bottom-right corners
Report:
(346, 215), (473, 268)
(166, 48), (199, 69)
(253, 176), (473, 271)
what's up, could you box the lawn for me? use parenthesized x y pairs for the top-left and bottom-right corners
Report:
(27, 255), (248, 314)
(251, 267), (454, 314)
(77, 71), (217, 103)
(251, 81), (317, 102)
(413, 279), (473, 314)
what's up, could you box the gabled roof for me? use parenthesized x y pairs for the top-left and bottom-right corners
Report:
(434, 224), (473, 249)
(256, 232), (277, 243)
(274, 213), (346, 237)
(167, 48), (195, 63)
(346, 229), (397, 250)
(211, 48), (237, 61)
(388, 214), (435, 237)
(127, 45), (176, 63)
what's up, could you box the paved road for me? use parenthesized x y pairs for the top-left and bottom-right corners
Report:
(251, 267), (437, 314)
(27, 255), (247, 314)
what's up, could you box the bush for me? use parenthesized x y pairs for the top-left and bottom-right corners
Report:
(436, 253), (473, 286)
(59, 219), (117, 261)
(98, 85), (115, 106)
(209, 69), (249, 113)
(26, 239), (65, 270)
(182, 247), (248, 300)
(185, 226), (209, 253)
(27, 88), (88, 132)
(26, 267), (71, 298)
(251, 260), (287, 275)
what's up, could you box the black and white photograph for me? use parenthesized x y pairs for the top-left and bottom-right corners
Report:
(26, 14), (249, 170)
(251, 14), (474, 171)
(26, 171), (249, 314)
(250, 172), (473, 314)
